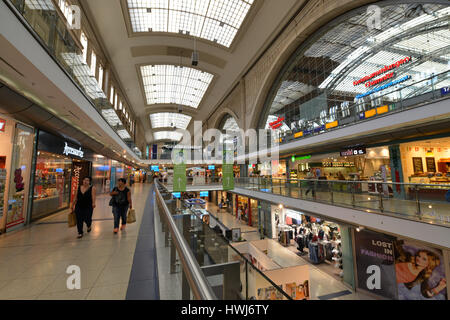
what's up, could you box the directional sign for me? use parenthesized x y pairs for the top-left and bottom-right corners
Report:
(173, 149), (186, 192)
(222, 150), (234, 191)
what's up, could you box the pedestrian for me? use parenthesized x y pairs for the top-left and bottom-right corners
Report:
(71, 176), (96, 239)
(305, 169), (316, 196)
(110, 178), (133, 234)
(238, 206), (242, 221)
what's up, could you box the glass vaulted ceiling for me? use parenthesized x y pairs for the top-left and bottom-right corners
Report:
(127, 0), (254, 47)
(150, 112), (192, 129)
(141, 65), (213, 108)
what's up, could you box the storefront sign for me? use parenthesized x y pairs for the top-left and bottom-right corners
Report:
(354, 230), (397, 300)
(340, 147), (366, 157)
(356, 75), (411, 100)
(291, 155), (312, 162)
(269, 117), (285, 130)
(0, 118), (5, 132)
(63, 142), (84, 158)
(353, 57), (411, 86)
(322, 161), (355, 167)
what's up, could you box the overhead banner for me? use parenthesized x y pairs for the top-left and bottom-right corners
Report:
(173, 149), (186, 192)
(354, 229), (397, 300)
(222, 150), (234, 191)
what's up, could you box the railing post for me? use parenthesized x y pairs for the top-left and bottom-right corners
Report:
(330, 181), (334, 204)
(378, 185), (384, 212)
(351, 182), (356, 207)
(313, 180), (317, 201)
(415, 185), (421, 219)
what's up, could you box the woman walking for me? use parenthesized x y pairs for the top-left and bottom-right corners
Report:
(72, 176), (96, 239)
(110, 178), (132, 234)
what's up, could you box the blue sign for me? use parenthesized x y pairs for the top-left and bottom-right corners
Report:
(55, 168), (63, 173)
(151, 165), (160, 172)
(208, 165), (215, 170)
(199, 191), (209, 197)
(172, 192), (181, 198)
(441, 87), (450, 96)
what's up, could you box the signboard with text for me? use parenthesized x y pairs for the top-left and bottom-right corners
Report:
(222, 150), (234, 191)
(173, 149), (186, 192)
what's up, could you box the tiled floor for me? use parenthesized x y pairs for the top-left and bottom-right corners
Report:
(0, 183), (152, 300)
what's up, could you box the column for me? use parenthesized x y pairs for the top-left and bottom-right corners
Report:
(248, 198), (252, 226)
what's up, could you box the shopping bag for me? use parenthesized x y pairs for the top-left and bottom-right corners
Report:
(127, 208), (136, 224)
(68, 212), (77, 228)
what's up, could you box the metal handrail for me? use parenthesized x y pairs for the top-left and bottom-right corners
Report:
(154, 181), (217, 300)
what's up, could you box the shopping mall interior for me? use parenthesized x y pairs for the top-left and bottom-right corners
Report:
(0, 0), (449, 307)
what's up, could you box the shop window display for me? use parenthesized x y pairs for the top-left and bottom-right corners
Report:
(32, 151), (72, 220)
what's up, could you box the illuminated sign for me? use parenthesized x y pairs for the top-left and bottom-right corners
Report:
(63, 142), (84, 158)
(151, 165), (160, 172)
(0, 118), (6, 132)
(356, 75), (411, 99)
(353, 57), (412, 86)
(200, 191), (209, 197)
(269, 117), (285, 130)
(340, 147), (366, 157)
(291, 155), (312, 162)
(172, 192), (181, 198)
(208, 165), (215, 170)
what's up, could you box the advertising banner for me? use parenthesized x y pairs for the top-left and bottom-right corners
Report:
(173, 149), (186, 192)
(394, 240), (447, 300)
(354, 229), (397, 299)
(222, 150), (234, 191)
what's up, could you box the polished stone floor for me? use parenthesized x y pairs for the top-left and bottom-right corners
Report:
(0, 183), (151, 300)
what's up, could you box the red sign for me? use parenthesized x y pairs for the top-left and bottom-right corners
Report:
(353, 57), (411, 86)
(269, 117), (285, 130)
(0, 118), (6, 132)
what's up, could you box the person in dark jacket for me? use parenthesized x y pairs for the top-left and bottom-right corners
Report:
(71, 176), (96, 239)
(110, 178), (133, 234)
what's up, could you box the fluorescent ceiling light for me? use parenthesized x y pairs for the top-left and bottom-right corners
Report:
(153, 131), (183, 141)
(150, 112), (192, 129)
(127, 0), (254, 47)
(140, 65), (213, 109)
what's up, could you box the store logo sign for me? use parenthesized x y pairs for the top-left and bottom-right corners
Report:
(63, 142), (84, 158)
(0, 118), (5, 132)
(269, 117), (285, 130)
(353, 57), (411, 86)
(340, 147), (366, 157)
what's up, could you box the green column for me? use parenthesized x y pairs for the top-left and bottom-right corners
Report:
(173, 149), (186, 192)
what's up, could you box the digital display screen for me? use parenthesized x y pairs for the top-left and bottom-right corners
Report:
(208, 165), (215, 170)
(151, 166), (160, 172)
(199, 191), (209, 197)
(172, 192), (181, 198)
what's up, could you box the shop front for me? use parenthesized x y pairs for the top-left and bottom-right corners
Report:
(399, 137), (450, 201)
(271, 205), (355, 286)
(31, 130), (91, 221)
(234, 195), (258, 227)
(216, 190), (233, 214)
(354, 228), (449, 300)
(0, 116), (35, 232)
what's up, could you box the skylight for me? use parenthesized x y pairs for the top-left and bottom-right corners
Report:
(150, 113), (192, 129)
(140, 65), (213, 109)
(25, 0), (55, 10)
(127, 0), (254, 47)
(153, 131), (183, 141)
(117, 129), (131, 139)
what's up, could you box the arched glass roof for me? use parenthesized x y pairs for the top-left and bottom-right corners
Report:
(150, 112), (192, 129)
(126, 0), (254, 47)
(140, 64), (213, 108)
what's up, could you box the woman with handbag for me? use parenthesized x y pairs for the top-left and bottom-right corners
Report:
(71, 176), (96, 239)
(110, 178), (132, 234)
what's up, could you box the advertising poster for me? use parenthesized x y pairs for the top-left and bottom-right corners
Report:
(173, 149), (186, 192)
(354, 229), (397, 299)
(222, 150), (234, 191)
(394, 240), (447, 300)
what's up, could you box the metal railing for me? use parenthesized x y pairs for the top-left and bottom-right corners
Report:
(157, 182), (292, 300)
(235, 177), (450, 227)
(154, 180), (216, 300)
